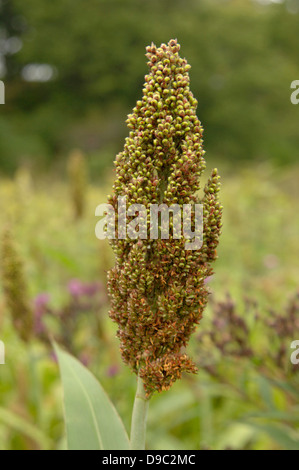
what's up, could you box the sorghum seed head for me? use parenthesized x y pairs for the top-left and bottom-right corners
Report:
(1, 227), (33, 343)
(107, 40), (222, 396)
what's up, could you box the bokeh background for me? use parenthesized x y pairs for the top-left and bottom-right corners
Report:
(0, 0), (298, 450)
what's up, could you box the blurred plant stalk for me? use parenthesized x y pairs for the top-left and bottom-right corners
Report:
(68, 149), (88, 220)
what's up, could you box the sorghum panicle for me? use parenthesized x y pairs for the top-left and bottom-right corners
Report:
(1, 227), (33, 343)
(107, 39), (222, 396)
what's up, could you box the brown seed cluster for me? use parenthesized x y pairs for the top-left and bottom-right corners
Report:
(107, 39), (222, 396)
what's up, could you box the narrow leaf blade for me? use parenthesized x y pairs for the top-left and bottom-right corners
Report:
(55, 344), (130, 450)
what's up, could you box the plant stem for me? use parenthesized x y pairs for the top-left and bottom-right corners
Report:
(130, 375), (149, 450)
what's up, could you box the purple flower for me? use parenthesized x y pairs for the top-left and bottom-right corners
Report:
(68, 279), (84, 297)
(33, 293), (51, 334)
(106, 364), (120, 378)
(81, 282), (103, 297)
(34, 293), (51, 309)
(79, 352), (92, 367)
(68, 279), (104, 298)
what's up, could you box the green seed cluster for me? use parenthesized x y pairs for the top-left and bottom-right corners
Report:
(107, 39), (222, 396)
(1, 227), (33, 343)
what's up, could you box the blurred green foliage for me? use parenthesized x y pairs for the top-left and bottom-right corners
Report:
(1, 0), (299, 173)
(0, 0), (298, 451)
(0, 162), (298, 449)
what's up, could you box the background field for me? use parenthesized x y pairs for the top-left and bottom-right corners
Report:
(0, 0), (298, 450)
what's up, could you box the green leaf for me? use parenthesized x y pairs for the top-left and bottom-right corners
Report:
(255, 375), (275, 410)
(239, 421), (299, 451)
(268, 378), (299, 399)
(242, 409), (299, 423)
(54, 344), (130, 450)
(0, 407), (53, 450)
(43, 246), (79, 271)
